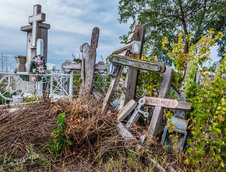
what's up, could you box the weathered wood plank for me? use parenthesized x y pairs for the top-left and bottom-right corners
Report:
(177, 101), (191, 111)
(62, 60), (107, 73)
(80, 43), (90, 90)
(147, 68), (173, 138)
(144, 96), (191, 110)
(117, 99), (137, 121)
(109, 54), (165, 73)
(101, 66), (123, 114)
(86, 27), (100, 93)
(144, 97), (178, 108)
(117, 122), (138, 142)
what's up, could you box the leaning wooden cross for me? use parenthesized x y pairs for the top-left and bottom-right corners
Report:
(118, 90), (191, 151)
(101, 21), (174, 144)
(101, 21), (166, 115)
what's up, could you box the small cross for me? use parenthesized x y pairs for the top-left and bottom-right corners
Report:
(28, 4), (45, 48)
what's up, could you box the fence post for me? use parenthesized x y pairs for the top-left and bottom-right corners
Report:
(69, 71), (74, 99)
(50, 72), (53, 97)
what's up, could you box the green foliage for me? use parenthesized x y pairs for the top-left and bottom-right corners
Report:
(93, 73), (111, 96)
(183, 31), (225, 168)
(136, 45), (162, 98)
(73, 71), (82, 96)
(163, 29), (225, 168)
(137, 29), (225, 168)
(49, 113), (71, 153)
(118, 0), (225, 63)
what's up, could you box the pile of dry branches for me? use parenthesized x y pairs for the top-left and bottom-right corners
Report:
(0, 95), (118, 163)
(0, 98), (57, 157)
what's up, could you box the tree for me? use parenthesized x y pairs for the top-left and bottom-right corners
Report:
(118, 0), (225, 64)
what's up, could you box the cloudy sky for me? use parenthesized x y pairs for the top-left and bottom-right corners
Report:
(0, 0), (131, 69)
(0, 0), (220, 70)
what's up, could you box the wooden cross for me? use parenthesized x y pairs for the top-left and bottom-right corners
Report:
(147, 67), (173, 138)
(117, 74), (191, 148)
(101, 21), (142, 114)
(28, 4), (45, 47)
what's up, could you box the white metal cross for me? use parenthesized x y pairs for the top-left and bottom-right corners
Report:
(28, 4), (45, 47)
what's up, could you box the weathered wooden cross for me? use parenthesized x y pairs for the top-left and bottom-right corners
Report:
(117, 86), (191, 151)
(61, 27), (107, 97)
(101, 21), (166, 115)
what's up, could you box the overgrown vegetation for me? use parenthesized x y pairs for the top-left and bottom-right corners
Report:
(0, 29), (225, 171)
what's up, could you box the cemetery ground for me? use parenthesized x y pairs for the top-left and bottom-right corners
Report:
(0, 95), (214, 171)
(0, 4), (225, 172)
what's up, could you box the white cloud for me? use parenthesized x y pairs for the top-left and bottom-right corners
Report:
(0, 0), (131, 68)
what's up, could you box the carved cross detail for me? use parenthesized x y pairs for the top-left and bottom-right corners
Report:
(28, 4), (45, 47)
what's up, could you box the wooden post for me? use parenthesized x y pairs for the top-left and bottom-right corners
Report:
(147, 67), (173, 139)
(80, 27), (99, 94)
(86, 27), (99, 93)
(117, 99), (137, 121)
(119, 24), (145, 109)
(101, 66), (124, 114)
(69, 71), (74, 99)
(80, 43), (90, 90)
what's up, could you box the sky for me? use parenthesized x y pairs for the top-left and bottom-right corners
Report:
(0, 0), (131, 69)
(0, 0), (220, 70)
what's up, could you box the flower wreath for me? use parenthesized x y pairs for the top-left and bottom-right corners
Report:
(29, 55), (47, 81)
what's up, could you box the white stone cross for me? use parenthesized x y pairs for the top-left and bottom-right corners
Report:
(28, 4), (45, 48)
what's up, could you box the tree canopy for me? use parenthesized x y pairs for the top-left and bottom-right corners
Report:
(118, 0), (225, 63)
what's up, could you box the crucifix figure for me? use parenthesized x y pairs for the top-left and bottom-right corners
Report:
(28, 4), (45, 48)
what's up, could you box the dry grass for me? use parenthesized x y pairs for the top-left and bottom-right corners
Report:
(0, 95), (218, 171)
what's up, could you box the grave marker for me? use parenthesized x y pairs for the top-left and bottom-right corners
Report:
(147, 67), (173, 139)
(20, 4), (50, 72)
(119, 24), (145, 109)
(109, 54), (165, 72)
(101, 22), (141, 114)
(28, 5), (45, 48)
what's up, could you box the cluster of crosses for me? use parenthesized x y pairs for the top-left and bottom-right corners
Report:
(100, 21), (192, 151)
(14, 4), (192, 151)
(60, 19), (192, 151)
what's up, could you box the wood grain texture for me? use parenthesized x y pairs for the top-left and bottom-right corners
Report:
(101, 22), (140, 114)
(109, 54), (165, 72)
(117, 99), (137, 121)
(119, 24), (145, 109)
(80, 43), (90, 90)
(117, 122), (137, 142)
(147, 67), (173, 138)
(101, 66), (123, 114)
(86, 27), (100, 93)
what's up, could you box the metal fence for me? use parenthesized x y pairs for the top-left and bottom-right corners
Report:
(0, 71), (124, 107)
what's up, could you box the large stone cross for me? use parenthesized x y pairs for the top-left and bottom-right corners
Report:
(28, 4), (45, 48)
(19, 4), (50, 72)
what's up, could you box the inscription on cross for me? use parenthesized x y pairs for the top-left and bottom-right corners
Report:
(28, 5), (45, 48)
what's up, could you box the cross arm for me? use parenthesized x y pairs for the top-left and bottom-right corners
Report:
(29, 13), (45, 24)
(109, 54), (165, 73)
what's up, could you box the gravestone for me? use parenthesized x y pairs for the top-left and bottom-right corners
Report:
(18, 4), (50, 72)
